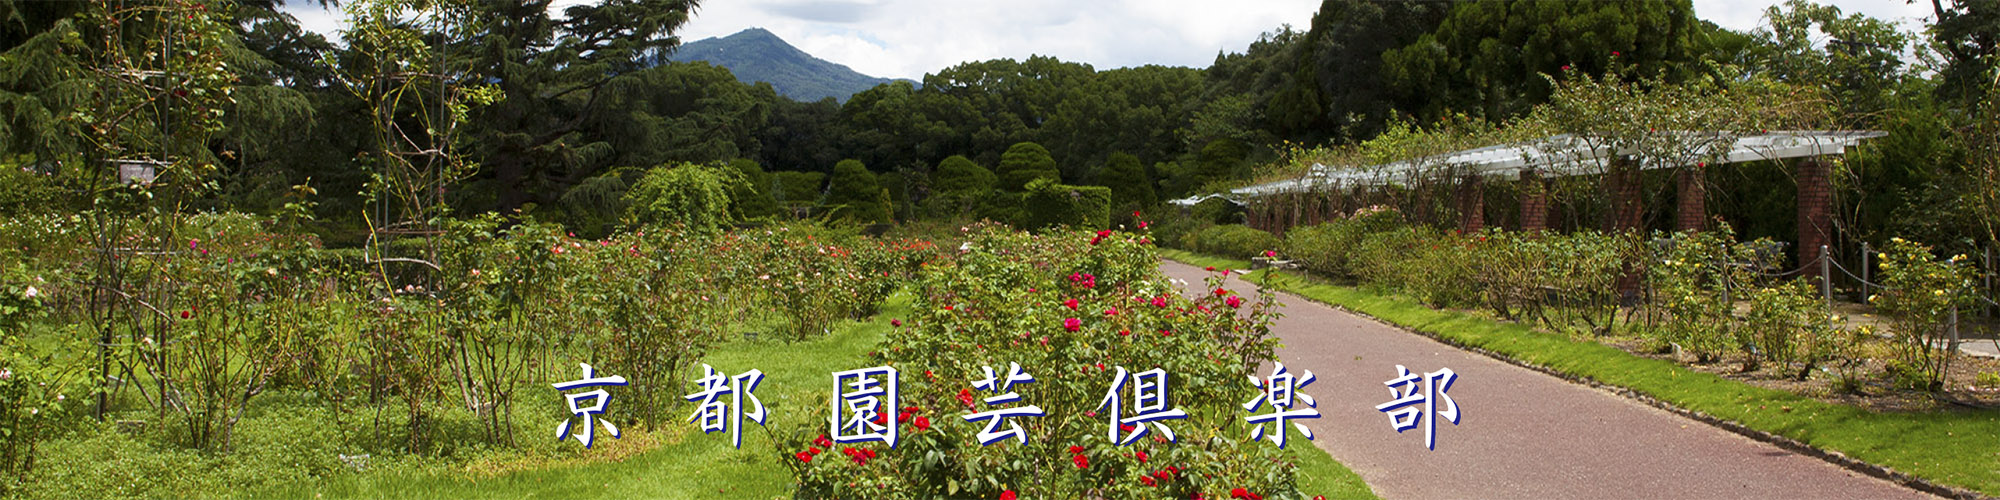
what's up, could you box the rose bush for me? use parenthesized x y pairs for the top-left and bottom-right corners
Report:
(778, 222), (1315, 500)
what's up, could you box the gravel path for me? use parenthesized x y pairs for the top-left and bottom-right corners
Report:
(1160, 260), (1934, 500)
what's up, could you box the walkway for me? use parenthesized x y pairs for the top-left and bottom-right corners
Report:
(1160, 260), (1933, 500)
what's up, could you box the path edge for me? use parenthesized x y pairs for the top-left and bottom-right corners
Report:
(1169, 258), (1993, 500)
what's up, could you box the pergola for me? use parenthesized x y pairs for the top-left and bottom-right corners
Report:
(1174, 130), (1887, 268)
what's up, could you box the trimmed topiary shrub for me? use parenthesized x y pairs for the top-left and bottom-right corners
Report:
(1023, 178), (1111, 230)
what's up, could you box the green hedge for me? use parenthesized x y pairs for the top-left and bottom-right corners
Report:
(1181, 224), (1280, 260)
(1021, 179), (1111, 230)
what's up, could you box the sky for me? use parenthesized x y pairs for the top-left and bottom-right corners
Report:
(280, 0), (1941, 81)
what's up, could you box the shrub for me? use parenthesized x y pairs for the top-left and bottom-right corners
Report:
(1022, 178), (1112, 230)
(1648, 229), (1739, 360)
(995, 142), (1060, 191)
(780, 224), (1306, 500)
(1182, 224), (1281, 261)
(824, 159), (892, 224)
(1872, 237), (1979, 391)
(1741, 278), (1860, 379)
(623, 162), (743, 234)
(1283, 205), (1402, 279)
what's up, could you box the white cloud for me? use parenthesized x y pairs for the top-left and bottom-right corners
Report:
(280, 0), (1945, 81)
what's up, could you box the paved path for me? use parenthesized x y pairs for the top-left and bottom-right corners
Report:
(1160, 261), (1933, 500)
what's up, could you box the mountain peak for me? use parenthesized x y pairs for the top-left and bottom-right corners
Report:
(667, 28), (896, 103)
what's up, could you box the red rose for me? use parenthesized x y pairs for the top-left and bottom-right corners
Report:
(913, 416), (931, 430)
(1140, 476), (1156, 487)
(796, 451), (812, 462)
(1069, 445), (1084, 454)
(1226, 296), (1243, 308)
(957, 388), (977, 407)
(1063, 317), (1082, 332)
(1063, 298), (1079, 309)
(809, 446), (821, 455)
(1000, 491), (1016, 500)
(814, 435), (833, 448)
(1135, 450), (1147, 463)
(890, 319), (902, 327)
(1213, 288), (1228, 297)
(1231, 488), (1249, 499)
(1119, 330), (1131, 336)
(1072, 454), (1089, 468)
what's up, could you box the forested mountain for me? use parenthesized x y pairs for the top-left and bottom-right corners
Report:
(664, 28), (897, 103)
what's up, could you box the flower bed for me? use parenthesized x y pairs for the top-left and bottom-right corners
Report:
(777, 223), (1338, 499)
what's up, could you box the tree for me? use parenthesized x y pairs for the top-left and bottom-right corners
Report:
(590, 62), (776, 170)
(727, 158), (780, 220)
(933, 155), (995, 198)
(1094, 152), (1157, 213)
(1380, 0), (1710, 124)
(823, 159), (890, 223)
(1927, 0), (1999, 105)
(771, 170), (826, 215)
(623, 162), (741, 234)
(458, 0), (704, 212)
(1747, 0), (1912, 122)
(995, 142), (1059, 191)
(1185, 139), (1250, 194)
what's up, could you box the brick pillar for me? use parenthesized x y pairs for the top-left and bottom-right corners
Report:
(1520, 169), (1547, 232)
(1676, 165), (1706, 232)
(1610, 157), (1644, 233)
(1457, 174), (1485, 234)
(1797, 157), (1832, 269)
(1608, 157), (1644, 302)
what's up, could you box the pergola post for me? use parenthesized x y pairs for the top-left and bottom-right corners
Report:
(1520, 169), (1547, 232)
(1797, 157), (1833, 270)
(1609, 157), (1644, 302)
(1676, 165), (1706, 232)
(1609, 156), (1644, 234)
(1457, 174), (1485, 234)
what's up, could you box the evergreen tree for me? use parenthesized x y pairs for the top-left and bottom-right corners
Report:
(824, 159), (890, 223)
(727, 158), (780, 219)
(995, 142), (1059, 191)
(1095, 152), (1157, 209)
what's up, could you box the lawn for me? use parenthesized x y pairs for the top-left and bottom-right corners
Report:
(1161, 249), (2000, 498)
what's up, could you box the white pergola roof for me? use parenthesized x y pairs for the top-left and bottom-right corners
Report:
(1171, 130), (1884, 206)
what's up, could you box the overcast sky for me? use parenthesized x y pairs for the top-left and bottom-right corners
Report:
(281, 0), (1939, 81)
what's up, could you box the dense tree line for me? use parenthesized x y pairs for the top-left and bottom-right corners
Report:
(1, 0), (1994, 243)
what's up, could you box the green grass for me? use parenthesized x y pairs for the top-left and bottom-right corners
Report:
(1161, 249), (2000, 496)
(1289, 444), (1374, 499)
(241, 294), (914, 500)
